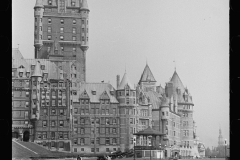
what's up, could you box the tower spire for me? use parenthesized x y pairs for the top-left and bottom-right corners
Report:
(173, 60), (176, 71)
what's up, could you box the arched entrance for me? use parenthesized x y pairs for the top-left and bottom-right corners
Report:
(23, 131), (30, 142)
(12, 132), (19, 139)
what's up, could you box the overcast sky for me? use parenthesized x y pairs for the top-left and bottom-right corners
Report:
(13, 0), (229, 148)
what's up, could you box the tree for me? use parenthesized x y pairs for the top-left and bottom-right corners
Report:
(205, 147), (211, 157)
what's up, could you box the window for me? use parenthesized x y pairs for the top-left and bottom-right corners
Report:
(52, 100), (55, 106)
(43, 121), (47, 127)
(73, 28), (76, 34)
(87, 28), (88, 33)
(96, 127), (100, 134)
(43, 109), (47, 115)
(60, 27), (64, 33)
(166, 111), (168, 116)
(48, 0), (52, 5)
(91, 148), (95, 152)
(73, 47), (76, 52)
(106, 148), (110, 152)
(73, 36), (76, 41)
(60, 19), (64, 24)
(40, 26), (42, 31)
(40, 132), (46, 140)
(96, 118), (100, 124)
(74, 148), (77, 152)
(126, 98), (129, 104)
(82, 28), (84, 32)
(106, 138), (110, 145)
(82, 20), (84, 24)
(162, 112), (165, 116)
(48, 18), (51, 24)
(101, 109), (105, 115)
(59, 120), (64, 127)
(41, 65), (45, 70)
(106, 109), (109, 115)
(37, 133), (42, 139)
(82, 36), (85, 41)
(71, 0), (76, 6)
(112, 138), (117, 145)
(80, 138), (85, 144)
(96, 138), (100, 144)
(130, 118), (133, 124)
(113, 119), (117, 124)
(59, 109), (64, 115)
(48, 35), (51, 40)
(106, 128), (109, 134)
(59, 132), (63, 139)
(106, 118), (110, 125)
(73, 139), (77, 145)
(73, 19), (76, 25)
(51, 132), (55, 139)
(51, 109), (56, 115)
(74, 108), (78, 114)
(60, 35), (64, 40)
(80, 118), (85, 124)
(19, 72), (23, 77)
(51, 121), (55, 127)
(113, 128), (116, 134)
(81, 128), (85, 134)
(74, 118), (78, 124)
(91, 139), (94, 145)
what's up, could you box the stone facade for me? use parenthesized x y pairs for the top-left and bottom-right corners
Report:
(34, 0), (90, 82)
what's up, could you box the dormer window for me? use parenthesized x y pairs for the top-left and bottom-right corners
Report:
(19, 72), (23, 77)
(110, 91), (114, 95)
(92, 91), (96, 95)
(41, 65), (45, 70)
(43, 73), (48, 79)
(26, 72), (30, 78)
(31, 65), (35, 70)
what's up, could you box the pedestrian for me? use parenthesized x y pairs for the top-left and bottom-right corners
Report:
(108, 155), (111, 160)
(77, 155), (81, 160)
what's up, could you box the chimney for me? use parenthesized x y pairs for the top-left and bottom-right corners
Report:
(117, 75), (120, 89)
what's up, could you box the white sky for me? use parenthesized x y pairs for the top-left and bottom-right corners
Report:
(12, 0), (229, 148)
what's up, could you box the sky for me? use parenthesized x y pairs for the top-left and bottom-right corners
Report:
(12, 0), (229, 148)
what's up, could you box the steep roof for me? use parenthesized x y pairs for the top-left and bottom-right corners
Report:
(79, 83), (119, 103)
(144, 91), (162, 109)
(25, 59), (60, 79)
(12, 48), (24, 60)
(34, 0), (43, 8)
(170, 71), (185, 93)
(32, 61), (42, 77)
(139, 64), (156, 84)
(117, 72), (134, 90)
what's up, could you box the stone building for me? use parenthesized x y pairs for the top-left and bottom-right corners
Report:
(12, 48), (73, 151)
(12, 49), (34, 142)
(34, 0), (90, 82)
(72, 83), (119, 153)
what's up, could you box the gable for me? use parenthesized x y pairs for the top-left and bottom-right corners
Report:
(79, 90), (90, 99)
(100, 91), (110, 100)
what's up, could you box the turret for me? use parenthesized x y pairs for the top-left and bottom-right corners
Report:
(34, 0), (44, 58)
(80, 0), (90, 47)
(30, 61), (42, 120)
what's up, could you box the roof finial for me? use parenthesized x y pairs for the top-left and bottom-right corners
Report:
(146, 58), (148, 65)
(125, 63), (126, 73)
(173, 60), (176, 71)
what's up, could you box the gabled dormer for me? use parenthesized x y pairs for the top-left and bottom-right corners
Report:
(79, 90), (90, 99)
(100, 91), (110, 100)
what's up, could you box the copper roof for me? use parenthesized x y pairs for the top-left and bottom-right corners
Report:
(133, 126), (165, 136)
(139, 64), (156, 84)
(79, 83), (119, 103)
(144, 91), (162, 109)
(170, 71), (185, 93)
(118, 72), (134, 90)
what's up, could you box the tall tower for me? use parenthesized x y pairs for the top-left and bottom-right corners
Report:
(218, 127), (224, 146)
(116, 71), (137, 151)
(33, 0), (90, 82)
(33, 0), (44, 59)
